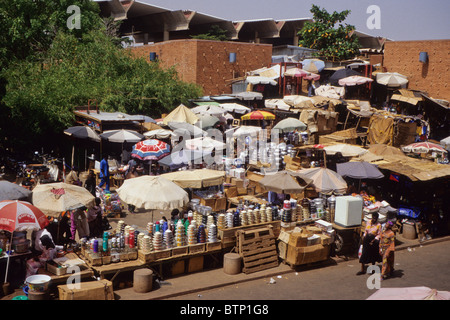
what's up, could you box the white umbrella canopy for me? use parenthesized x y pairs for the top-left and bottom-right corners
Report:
(143, 129), (173, 140)
(324, 144), (369, 157)
(116, 175), (189, 211)
(64, 126), (101, 142)
(185, 137), (226, 152)
(272, 118), (307, 133)
(190, 105), (227, 116)
(160, 169), (225, 189)
(100, 129), (144, 143)
(219, 103), (251, 114)
(32, 182), (95, 217)
(376, 72), (409, 87)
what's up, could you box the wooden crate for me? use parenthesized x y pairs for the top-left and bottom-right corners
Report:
(171, 260), (185, 276)
(138, 250), (155, 264)
(154, 248), (172, 260)
(188, 256), (204, 273)
(172, 246), (189, 257)
(86, 252), (102, 266)
(237, 227), (279, 274)
(188, 243), (206, 254)
(218, 221), (281, 244)
(206, 241), (222, 252)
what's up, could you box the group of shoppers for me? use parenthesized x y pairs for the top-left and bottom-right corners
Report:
(358, 212), (396, 280)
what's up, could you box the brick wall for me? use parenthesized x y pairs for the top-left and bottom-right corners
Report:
(383, 40), (450, 101)
(128, 39), (273, 96)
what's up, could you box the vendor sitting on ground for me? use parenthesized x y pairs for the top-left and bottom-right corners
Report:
(65, 166), (81, 186)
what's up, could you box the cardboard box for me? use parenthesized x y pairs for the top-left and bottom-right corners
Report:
(286, 244), (330, 266)
(305, 226), (323, 235)
(58, 280), (114, 300)
(288, 232), (309, 247)
(237, 187), (247, 196)
(46, 261), (67, 276)
(278, 241), (288, 260)
(319, 234), (332, 245)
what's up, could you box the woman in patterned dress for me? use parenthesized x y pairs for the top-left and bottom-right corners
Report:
(357, 212), (382, 275)
(379, 220), (396, 279)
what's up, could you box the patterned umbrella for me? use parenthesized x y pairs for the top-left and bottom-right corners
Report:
(402, 142), (447, 154)
(338, 76), (374, 87)
(131, 139), (171, 161)
(302, 59), (325, 73)
(0, 200), (49, 233)
(241, 110), (275, 120)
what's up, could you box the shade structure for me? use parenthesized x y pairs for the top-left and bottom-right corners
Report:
(297, 167), (348, 194)
(100, 129), (144, 143)
(283, 95), (315, 109)
(158, 150), (205, 170)
(376, 72), (409, 87)
(367, 286), (450, 300)
(272, 118), (307, 133)
(338, 76), (374, 86)
(185, 137), (226, 152)
(329, 68), (363, 86)
(324, 144), (368, 157)
(0, 200), (49, 233)
(116, 175), (189, 210)
(402, 141), (447, 154)
(241, 110), (275, 121)
(265, 99), (291, 111)
(32, 182), (95, 217)
(64, 126), (100, 142)
(168, 121), (206, 139)
(219, 103), (251, 114)
(196, 114), (220, 130)
(284, 68), (312, 78)
(190, 105), (226, 116)
(131, 139), (171, 161)
(163, 104), (199, 125)
(336, 161), (385, 180)
(258, 170), (313, 194)
(0, 181), (32, 202)
(368, 144), (405, 157)
(302, 59), (325, 73)
(231, 91), (263, 101)
(440, 136), (450, 151)
(232, 125), (263, 137)
(160, 169), (225, 189)
(143, 129), (173, 140)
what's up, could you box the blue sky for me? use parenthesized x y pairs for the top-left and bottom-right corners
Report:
(142, 0), (450, 41)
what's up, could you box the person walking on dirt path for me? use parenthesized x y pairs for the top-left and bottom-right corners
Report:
(98, 155), (110, 192)
(357, 212), (382, 275)
(379, 220), (396, 280)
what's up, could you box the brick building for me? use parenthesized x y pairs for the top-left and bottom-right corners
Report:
(129, 39), (273, 96)
(383, 40), (450, 101)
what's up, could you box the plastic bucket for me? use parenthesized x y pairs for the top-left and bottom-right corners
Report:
(25, 275), (51, 293)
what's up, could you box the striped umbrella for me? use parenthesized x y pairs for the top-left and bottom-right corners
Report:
(402, 142), (447, 154)
(131, 139), (171, 161)
(0, 200), (49, 233)
(241, 110), (275, 120)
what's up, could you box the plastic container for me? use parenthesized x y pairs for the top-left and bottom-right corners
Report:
(26, 275), (51, 292)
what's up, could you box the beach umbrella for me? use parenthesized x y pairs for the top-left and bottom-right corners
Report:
(64, 126), (100, 142)
(190, 105), (227, 116)
(302, 59), (325, 73)
(131, 139), (171, 161)
(117, 176), (189, 219)
(32, 182), (95, 217)
(219, 103), (251, 114)
(338, 76), (374, 86)
(196, 114), (220, 130)
(367, 286), (450, 300)
(160, 169), (225, 189)
(259, 170), (313, 194)
(241, 110), (275, 121)
(0, 181), (32, 202)
(0, 200), (49, 286)
(297, 167), (348, 194)
(100, 129), (144, 143)
(143, 129), (173, 140)
(158, 150), (206, 170)
(329, 68), (363, 86)
(185, 137), (226, 152)
(401, 141), (447, 154)
(324, 144), (368, 157)
(336, 161), (385, 180)
(272, 118), (307, 133)
(376, 72), (409, 87)
(284, 68), (319, 80)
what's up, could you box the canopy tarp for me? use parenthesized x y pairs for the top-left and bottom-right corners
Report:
(163, 104), (199, 125)
(160, 169), (225, 188)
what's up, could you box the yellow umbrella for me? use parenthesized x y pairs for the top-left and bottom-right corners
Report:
(241, 110), (275, 121)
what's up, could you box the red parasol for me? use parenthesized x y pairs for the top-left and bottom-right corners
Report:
(0, 200), (49, 233)
(131, 139), (171, 161)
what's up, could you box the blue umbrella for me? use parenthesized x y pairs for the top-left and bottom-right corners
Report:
(302, 59), (325, 73)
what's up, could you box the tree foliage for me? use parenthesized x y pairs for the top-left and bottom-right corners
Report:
(0, 0), (202, 153)
(191, 25), (228, 41)
(298, 5), (361, 61)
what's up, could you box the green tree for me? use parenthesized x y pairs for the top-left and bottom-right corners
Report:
(298, 5), (360, 61)
(192, 25), (228, 41)
(2, 30), (202, 150)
